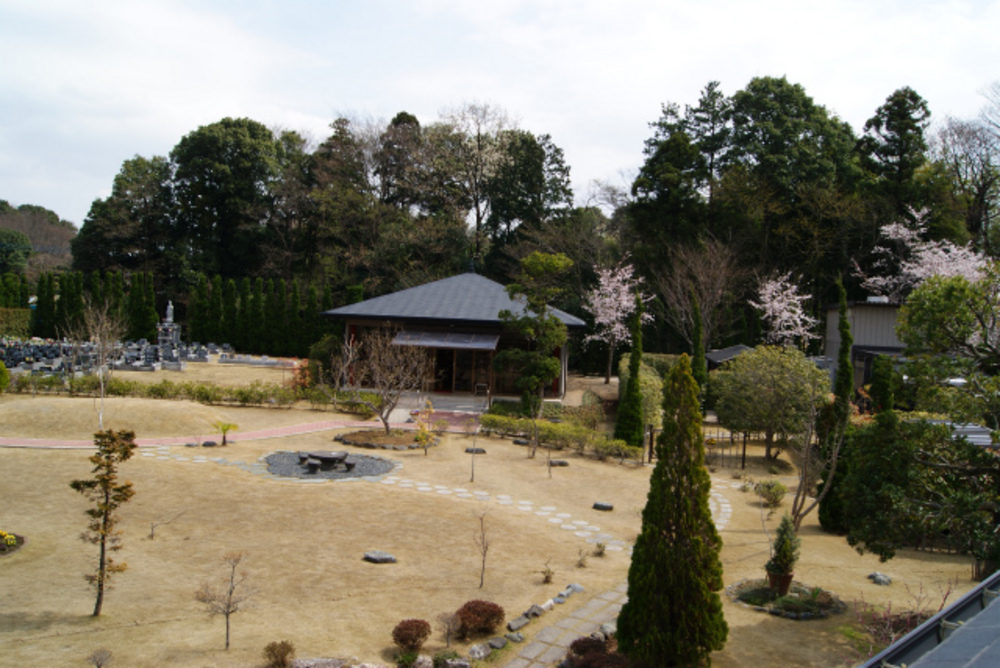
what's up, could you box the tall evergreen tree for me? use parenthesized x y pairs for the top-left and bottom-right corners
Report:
(614, 295), (646, 448)
(287, 279), (302, 357)
(236, 277), (252, 352)
(189, 274), (208, 343)
(222, 278), (238, 346)
(144, 272), (159, 340)
(617, 354), (728, 666)
(818, 279), (854, 532)
(206, 275), (223, 343)
(251, 278), (265, 354)
(691, 290), (708, 393)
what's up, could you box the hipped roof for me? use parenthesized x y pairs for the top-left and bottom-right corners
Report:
(322, 272), (587, 329)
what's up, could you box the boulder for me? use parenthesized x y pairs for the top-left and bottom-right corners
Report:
(567, 583), (585, 593)
(362, 550), (397, 564)
(505, 632), (524, 643)
(868, 572), (892, 586)
(513, 438), (530, 446)
(488, 637), (508, 650)
(468, 643), (491, 660)
(413, 656), (433, 668)
(549, 460), (569, 467)
(524, 604), (545, 618)
(444, 660), (470, 668)
(507, 615), (530, 632)
(540, 599), (555, 611)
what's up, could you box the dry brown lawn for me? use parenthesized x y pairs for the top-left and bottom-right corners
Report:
(0, 368), (978, 668)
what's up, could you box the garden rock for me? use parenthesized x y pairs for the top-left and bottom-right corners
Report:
(513, 438), (530, 446)
(549, 459), (569, 467)
(541, 599), (555, 611)
(525, 604), (545, 618)
(468, 643), (491, 660)
(488, 637), (507, 650)
(203, 441), (218, 447)
(507, 615), (530, 632)
(465, 447), (486, 454)
(413, 656), (433, 668)
(553, 595), (566, 604)
(444, 660), (470, 668)
(868, 572), (892, 586)
(505, 632), (524, 643)
(567, 583), (585, 593)
(362, 550), (397, 564)
(291, 660), (346, 668)
(593, 502), (614, 512)
(599, 621), (617, 637)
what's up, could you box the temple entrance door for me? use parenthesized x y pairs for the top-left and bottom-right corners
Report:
(434, 348), (454, 392)
(454, 350), (474, 393)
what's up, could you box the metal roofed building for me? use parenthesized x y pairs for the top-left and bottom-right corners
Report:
(322, 272), (586, 398)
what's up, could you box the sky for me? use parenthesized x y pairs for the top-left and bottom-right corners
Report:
(2, 0), (999, 228)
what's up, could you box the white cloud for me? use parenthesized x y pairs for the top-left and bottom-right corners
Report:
(1, 0), (998, 225)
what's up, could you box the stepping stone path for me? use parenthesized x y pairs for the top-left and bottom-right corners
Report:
(125, 441), (737, 668)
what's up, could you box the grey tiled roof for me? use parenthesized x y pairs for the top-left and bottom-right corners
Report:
(322, 273), (587, 328)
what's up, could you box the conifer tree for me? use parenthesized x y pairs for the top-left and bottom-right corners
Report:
(189, 274), (208, 343)
(614, 295), (646, 448)
(144, 272), (158, 339)
(617, 354), (728, 667)
(236, 277), (252, 352)
(287, 280), (302, 357)
(251, 278), (265, 354)
(89, 271), (104, 305)
(126, 273), (145, 341)
(691, 290), (708, 394)
(109, 271), (126, 323)
(818, 280), (854, 533)
(222, 278), (238, 346)
(205, 275), (223, 343)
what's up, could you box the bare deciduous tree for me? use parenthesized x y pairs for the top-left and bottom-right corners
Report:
(474, 510), (491, 589)
(195, 551), (253, 650)
(652, 238), (744, 349)
(63, 299), (126, 430)
(335, 327), (433, 434)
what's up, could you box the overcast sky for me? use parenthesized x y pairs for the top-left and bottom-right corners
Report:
(2, 0), (998, 227)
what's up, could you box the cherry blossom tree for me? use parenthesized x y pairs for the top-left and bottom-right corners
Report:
(750, 273), (819, 349)
(584, 260), (651, 383)
(855, 208), (987, 302)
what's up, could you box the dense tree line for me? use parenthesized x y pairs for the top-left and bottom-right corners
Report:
(4, 77), (992, 359)
(31, 270), (156, 342)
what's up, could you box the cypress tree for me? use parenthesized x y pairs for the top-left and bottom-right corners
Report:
(19, 274), (29, 308)
(144, 272), (158, 339)
(126, 273), (144, 341)
(109, 272), (125, 323)
(819, 280), (854, 534)
(222, 278), (238, 347)
(305, 283), (320, 354)
(54, 274), (68, 336)
(89, 270), (104, 305)
(33, 274), (50, 338)
(251, 278), (265, 354)
(691, 290), (708, 395)
(236, 277), (252, 352)
(617, 354), (728, 666)
(205, 275), (223, 343)
(287, 280), (302, 357)
(869, 355), (895, 413)
(189, 274), (208, 344)
(614, 295), (645, 448)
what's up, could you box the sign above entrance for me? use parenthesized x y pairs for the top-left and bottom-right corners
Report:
(392, 331), (500, 351)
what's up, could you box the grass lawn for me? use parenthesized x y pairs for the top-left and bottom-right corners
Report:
(0, 367), (978, 667)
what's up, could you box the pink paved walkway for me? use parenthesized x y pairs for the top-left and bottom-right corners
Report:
(0, 411), (478, 450)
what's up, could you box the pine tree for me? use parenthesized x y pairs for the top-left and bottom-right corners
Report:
(617, 354), (728, 667)
(614, 295), (645, 448)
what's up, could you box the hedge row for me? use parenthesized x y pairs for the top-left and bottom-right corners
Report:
(9, 374), (376, 416)
(0, 307), (31, 338)
(479, 414), (642, 462)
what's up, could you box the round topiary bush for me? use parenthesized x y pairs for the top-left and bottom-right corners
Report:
(392, 618), (432, 652)
(455, 600), (505, 639)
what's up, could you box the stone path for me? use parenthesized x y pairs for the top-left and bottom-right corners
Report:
(500, 478), (734, 668)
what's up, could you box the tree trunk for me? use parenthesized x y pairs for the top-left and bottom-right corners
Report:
(605, 345), (613, 384)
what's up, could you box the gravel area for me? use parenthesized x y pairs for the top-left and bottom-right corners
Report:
(264, 451), (396, 480)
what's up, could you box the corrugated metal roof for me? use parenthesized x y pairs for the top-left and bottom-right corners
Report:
(322, 273), (587, 328)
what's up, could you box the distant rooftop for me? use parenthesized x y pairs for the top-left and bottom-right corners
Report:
(322, 272), (587, 329)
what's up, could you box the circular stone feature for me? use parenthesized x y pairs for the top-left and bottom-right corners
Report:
(264, 451), (395, 480)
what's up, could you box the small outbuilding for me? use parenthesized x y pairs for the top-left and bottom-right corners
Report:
(322, 272), (586, 398)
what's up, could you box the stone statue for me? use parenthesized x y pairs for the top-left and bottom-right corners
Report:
(166, 300), (174, 323)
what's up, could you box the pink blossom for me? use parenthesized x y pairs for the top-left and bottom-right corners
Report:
(750, 273), (819, 348)
(584, 260), (652, 352)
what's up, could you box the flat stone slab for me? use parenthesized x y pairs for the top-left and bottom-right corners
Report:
(465, 447), (487, 454)
(488, 636), (507, 650)
(508, 615), (530, 631)
(593, 502), (614, 511)
(549, 459), (569, 467)
(363, 550), (397, 564)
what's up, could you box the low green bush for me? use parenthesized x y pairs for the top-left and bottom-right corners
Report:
(754, 480), (788, 509)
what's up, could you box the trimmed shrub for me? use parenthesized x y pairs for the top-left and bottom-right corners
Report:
(262, 640), (295, 668)
(0, 360), (8, 394)
(392, 618), (432, 653)
(754, 480), (788, 509)
(455, 599), (505, 639)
